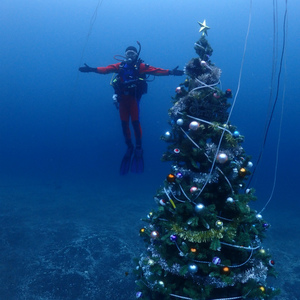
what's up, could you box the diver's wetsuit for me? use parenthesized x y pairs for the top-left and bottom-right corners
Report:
(95, 62), (170, 148)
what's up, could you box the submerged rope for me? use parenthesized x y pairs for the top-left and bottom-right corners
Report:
(247, 0), (288, 189)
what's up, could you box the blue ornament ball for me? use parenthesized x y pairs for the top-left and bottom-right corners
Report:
(195, 203), (205, 213)
(212, 256), (221, 265)
(170, 234), (178, 242)
(233, 131), (240, 138)
(176, 172), (183, 179)
(188, 264), (198, 273)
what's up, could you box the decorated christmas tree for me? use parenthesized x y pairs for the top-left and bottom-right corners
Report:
(135, 24), (280, 300)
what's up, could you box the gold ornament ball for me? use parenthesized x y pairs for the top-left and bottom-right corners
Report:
(259, 286), (266, 293)
(215, 220), (223, 228)
(139, 228), (146, 234)
(238, 167), (247, 177)
(221, 266), (231, 275)
(259, 248), (266, 255)
(167, 173), (176, 183)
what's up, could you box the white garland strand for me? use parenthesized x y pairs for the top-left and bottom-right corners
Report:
(221, 241), (261, 251)
(179, 127), (234, 195)
(170, 293), (245, 300)
(185, 113), (233, 135)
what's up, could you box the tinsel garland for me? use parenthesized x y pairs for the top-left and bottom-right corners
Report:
(171, 223), (224, 243)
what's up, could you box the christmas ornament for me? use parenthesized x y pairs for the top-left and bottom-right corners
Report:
(200, 60), (209, 68)
(176, 172), (183, 179)
(167, 174), (176, 183)
(169, 198), (176, 209)
(158, 281), (164, 287)
(259, 286), (266, 293)
(174, 148), (180, 154)
(164, 131), (171, 139)
(225, 88), (232, 97)
(233, 130), (240, 138)
(247, 161), (253, 168)
(188, 264), (198, 273)
(221, 266), (231, 275)
(189, 121), (200, 130)
(139, 228), (146, 234)
(213, 92), (220, 99)
(136, 291), (142, 298)
(190, 247), (197, 253)
(190, 186), (198, 193)
(147, 212), (153, 219)
(269, 260), (275, 266)
(226, 197), (234, 203)
(148, 259), (155, 266)
(150, 231), (159, 239)
(175, 87), (182, 94)
(195, 203), (205, 212)
(217, 153), (228, 164)
(212, 256), (221, 265)
(259, 248), (266, 255)
(176, 118), (184, 126)
(245, 188), (251, 194)
(256, 214), (263, 220)
(170, 234), (178, 242)
(159, 199), (166, 206)
(198, 19), (210, 36)
(263, 223), (270, 229)
(215, 220), (223, 228)
(238, 168), (247, 177)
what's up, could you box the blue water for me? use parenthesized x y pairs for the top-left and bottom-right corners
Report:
(0, 0), (299, 299)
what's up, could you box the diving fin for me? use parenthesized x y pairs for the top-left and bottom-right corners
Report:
(120, 146), (134, 175)
(131, 147), (144, 173)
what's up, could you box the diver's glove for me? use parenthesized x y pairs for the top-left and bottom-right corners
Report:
(112, 94), (119, 109)
(78, 63), (97, 73)
(169, 66), (184, 76)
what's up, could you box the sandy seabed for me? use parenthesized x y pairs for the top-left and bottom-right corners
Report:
(0, 177), (298, 299)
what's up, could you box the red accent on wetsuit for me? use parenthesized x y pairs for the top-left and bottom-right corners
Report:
(96, 62), (170, 146)
(96, 63), (170, 76)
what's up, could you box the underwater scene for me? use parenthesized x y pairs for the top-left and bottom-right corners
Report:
(0, 0), (299, 299)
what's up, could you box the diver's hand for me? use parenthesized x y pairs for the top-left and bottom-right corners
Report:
(112, 94), (119, 109)
(169, 66), (184, 76)
(78, 63), (97, 73)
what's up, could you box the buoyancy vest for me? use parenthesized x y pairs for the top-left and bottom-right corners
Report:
(112, 59), (148, 99)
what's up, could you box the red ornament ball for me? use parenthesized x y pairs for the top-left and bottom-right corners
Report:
(225, 89), (232, 98)
(190, 186), (198, 193)
(175, 87), (182, 94)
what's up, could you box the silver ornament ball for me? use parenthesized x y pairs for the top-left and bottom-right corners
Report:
(176, 118), (184, 126)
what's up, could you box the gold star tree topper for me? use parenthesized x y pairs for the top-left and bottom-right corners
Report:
(198, 20), (210, 36)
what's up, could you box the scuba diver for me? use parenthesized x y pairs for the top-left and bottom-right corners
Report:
(79, 42), (184, 175)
